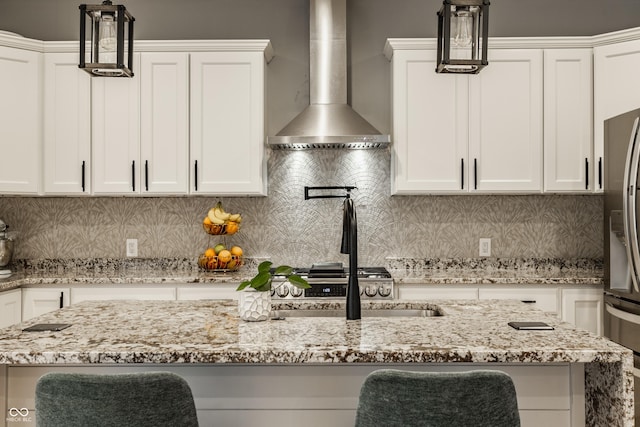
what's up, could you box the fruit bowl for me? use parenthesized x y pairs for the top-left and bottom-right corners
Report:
(203, 221), (240, 236)
(198, 255), (243, 272)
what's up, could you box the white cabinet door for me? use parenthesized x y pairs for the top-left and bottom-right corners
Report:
(22, 288), (70, 322)
(478, 287), (559, 315)
(561, 288), (603, 336)
(176, 285), (240, 300)
(190, 51), (267, 196)
(92, 54), (141, 194)
(397, 286), (479, 300)
(390, 49), (469, 194)
(43, 52), (91, 194)
(469, 49), (543, 192)
(0, 46), (42, 194)
(543, 49), (593, 192)
(70, 287), (176, 304)
(140, 52), (189, 194)
(594, 38), (640, 192)
(0, 289), (21, 328)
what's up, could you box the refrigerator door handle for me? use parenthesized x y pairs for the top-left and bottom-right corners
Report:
(623, 117), (640, 293)
(606, 302), (640, 325)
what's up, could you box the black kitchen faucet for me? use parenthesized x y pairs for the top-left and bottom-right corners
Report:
(304, 186), (361, 320)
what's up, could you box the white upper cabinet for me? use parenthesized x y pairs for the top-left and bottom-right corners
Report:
(190, 50), (268, 196)
(43, 52), (91, 195)
(91, 53), (141, 194)
(594, 34), (640, 192)
(140, 52), (189, 194)
(468, 49), (543, 192)
(387, 41), (543, 194)
(543, 49), (593, 192)
(0, 45), (42, 194)
(390, 48), (469, 193)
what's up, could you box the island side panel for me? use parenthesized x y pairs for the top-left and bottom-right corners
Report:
(585, 359), (635, 427)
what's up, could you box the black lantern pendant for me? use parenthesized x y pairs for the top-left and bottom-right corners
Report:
(436, 0), (489, 74)
(79, 0), (135, 77)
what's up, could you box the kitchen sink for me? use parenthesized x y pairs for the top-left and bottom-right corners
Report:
(270, 308), (443, 319)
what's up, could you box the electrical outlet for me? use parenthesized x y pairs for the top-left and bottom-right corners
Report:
(479, 238), (491, 257)
(126, 239), (138, 257)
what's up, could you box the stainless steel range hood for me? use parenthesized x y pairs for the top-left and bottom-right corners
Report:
(267, 0), (390, 150)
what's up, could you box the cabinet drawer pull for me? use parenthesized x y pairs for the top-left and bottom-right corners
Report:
(81, 160), (86, 192)
(585, 158), (589, 190)
(194, 160), (198, 192)
(461, 158), (464, 190)
(474, 158), (478, 190)
(131, 161), (135, 192)
(59, 292), (64, 309)
(599, 157), (603, 189)
(521, 300), (536, 304)
(145, 160), (149, 192)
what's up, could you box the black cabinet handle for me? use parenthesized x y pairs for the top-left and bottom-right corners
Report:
(131, 160), (135, 192)
(599, 157), (602, 189)
(585, 158), (589, 190)
(474, 158), (478, 190)
(59, 292), (64, 309)
(461, 158), (464, 190)
(81, 160), (86, 192)
(194, 160), (198, 192)
(145, 160), (149, 192)
(521, 300), (536, 304)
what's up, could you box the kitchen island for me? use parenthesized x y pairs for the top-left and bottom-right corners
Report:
(0, 299), (632, 427)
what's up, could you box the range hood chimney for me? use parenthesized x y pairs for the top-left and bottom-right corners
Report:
(267, 0), (390, 150)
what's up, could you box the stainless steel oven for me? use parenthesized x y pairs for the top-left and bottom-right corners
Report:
(270, 263), (394, 300)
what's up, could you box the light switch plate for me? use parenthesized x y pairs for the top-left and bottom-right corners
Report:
(479, 238), (491, 257)
(126, 239), (138, 257)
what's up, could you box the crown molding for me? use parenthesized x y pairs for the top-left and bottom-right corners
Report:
(385, 27), (640, 59)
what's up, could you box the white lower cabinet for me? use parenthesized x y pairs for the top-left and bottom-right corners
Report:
(176, 285), (239, 301)
(397, 285), (478, 300)
(561, 288), (603, 336)
(70, 287), (176, 304)
(5, 363), (581, 427)
(478, 286), (559, 315)
(21, 288), (70, 322)
(398, 284), (603, 334)
(0, 289), (21, 328)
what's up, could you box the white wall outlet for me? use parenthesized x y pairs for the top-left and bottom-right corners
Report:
(126, 239), (138, 257)
(479, 238), (491, 257)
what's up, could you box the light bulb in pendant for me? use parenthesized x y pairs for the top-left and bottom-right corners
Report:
(452, 10), (473, 48)
(99, 14), (117, 52)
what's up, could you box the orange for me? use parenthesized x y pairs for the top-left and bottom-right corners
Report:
(204, 247), (215, 258)
(203, 216), (212, 225)
(230, 246), (243, 257)
(225, 221), (239, 235)
(218, 249), (232, 263)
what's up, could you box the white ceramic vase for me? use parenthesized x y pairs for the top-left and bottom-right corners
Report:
(238, 289), (271, 321)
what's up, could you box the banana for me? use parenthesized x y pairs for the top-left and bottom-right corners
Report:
(214, 208), (231, 221)
(208, 208), (225, 225)
(228, 213), (241, 222)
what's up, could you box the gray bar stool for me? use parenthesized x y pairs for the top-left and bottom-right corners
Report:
(355, 369), (521, 427)
(35, 371), (199, 427)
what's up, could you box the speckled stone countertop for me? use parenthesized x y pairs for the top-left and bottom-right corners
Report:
(0, 257), (604, 292)
(0, 298), (631, 426)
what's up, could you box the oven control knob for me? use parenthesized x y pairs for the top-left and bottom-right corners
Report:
(275, 284), (290, 298)
(364, 284), (378, 297)
(290, 286), (304, 297)
(378, 285), (392, 297)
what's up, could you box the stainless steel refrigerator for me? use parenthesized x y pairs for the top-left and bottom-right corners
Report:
(604, 107), (640, 426)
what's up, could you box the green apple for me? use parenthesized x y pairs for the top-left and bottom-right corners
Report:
(214, 243), (226, 255)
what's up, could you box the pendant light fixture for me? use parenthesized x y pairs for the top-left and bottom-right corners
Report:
(79, 0), (135, 77)
(436, 0), (489, 74)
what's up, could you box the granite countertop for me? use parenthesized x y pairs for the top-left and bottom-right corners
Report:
(0, 298), (632, 426)
(0, 299), (624, 365)
(0, 256), (604, 292)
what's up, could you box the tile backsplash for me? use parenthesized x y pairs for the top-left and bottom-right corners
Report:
(0, 149), (602, 266)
